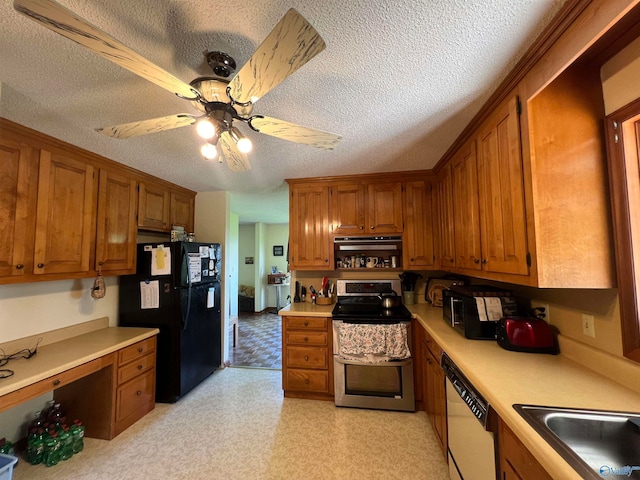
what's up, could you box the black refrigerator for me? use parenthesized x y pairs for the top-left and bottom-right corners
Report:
(119, 241), (222, 403)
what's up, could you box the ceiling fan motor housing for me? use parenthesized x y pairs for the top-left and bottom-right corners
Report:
(206, 51), (236, 78)
(204, 102), (237, 131)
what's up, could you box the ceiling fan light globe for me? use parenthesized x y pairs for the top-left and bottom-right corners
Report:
(201, 143), (218, 160)
(237, 137), (253, 153)
(196, 119), (216, 139)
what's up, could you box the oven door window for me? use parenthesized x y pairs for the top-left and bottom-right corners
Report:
(344, 363), (403, 397)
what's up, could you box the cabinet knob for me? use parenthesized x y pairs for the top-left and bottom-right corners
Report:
(138, 364), (143, 370)
(370, 225), (374, 229)
(481, 259), (487, 265)
(15, 264), (24, 270)
(450, 259), (454, 263)
(53, 379), (61, 386)
(474, 258), (480, 264)
(359, 226), (364, 230)
(37, 263), (45, 268)
(304, 321), (308, 327)
(304, 337), (309, 342)
(136, 390), (142, 396)
(324, 259), (329, 263)
(410, 258), (414, 262)
(98, 261), (104, 266)
(304, 379), (310, 385)
(138, 347), (143, 353)
(304, 355), (309, 361)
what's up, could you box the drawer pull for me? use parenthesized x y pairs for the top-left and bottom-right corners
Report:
(53, 379), (61, 386)
(16, 264), (24, 270)
(137, 364), (143, 370)
(304, 337), (309, 342)
(37, 263), (45, 268)
(136, 390), (142, 396)
(138, 347), (143, 353)
(304, 355), (309, 361)
(304, 321), (308, 327)
(304, 379), (310, 385)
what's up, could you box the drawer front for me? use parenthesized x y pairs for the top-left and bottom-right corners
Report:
(285, 369), (329, 392)
(117, 352), (155, 385)
(286, 346), (327, 369)
(284, 317), (327, 330)
(286, 331), (327, 346)
(116, 369), (155, 423)
(118, 337), (156, 366)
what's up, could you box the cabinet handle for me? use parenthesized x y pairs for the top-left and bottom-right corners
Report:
(53, 379), (61, 386)
(304, 355), (309, 361)
(304, 379), (310, 385)
(138, 364), (143, 370)
(15, 264), (24, 270)
(138, 347), (143, 353)
(37, 263), (45, 268)
(136, 390), (142, 396)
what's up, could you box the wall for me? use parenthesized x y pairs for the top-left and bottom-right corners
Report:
(238, 224), (256, 288)
(601, 35), (640, 115)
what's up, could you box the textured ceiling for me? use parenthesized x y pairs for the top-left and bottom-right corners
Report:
(0, 0), (566, 224)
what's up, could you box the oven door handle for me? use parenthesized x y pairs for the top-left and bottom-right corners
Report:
(334, 356), (413, 367)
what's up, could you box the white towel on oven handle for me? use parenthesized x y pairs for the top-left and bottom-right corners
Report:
(338, 323), (410, 361)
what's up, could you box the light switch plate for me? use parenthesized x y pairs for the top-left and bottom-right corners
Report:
(582, 313), (595, 338)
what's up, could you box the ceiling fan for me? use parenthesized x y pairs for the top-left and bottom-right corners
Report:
(13, 0), (342, 172)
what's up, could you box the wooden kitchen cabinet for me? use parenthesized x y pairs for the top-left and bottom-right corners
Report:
(95, 169), (138, 275)
(433, 164), (456, 268)
(34, 149), (97, 276)
(138, 181), (170, 231)
(452, 139), (482, 271)
(0, 136), (38, 281)
(499, 418), (552, 480)
(403, 179), (435, 269)
(476, 95), (529, 277)
(330, 180), (403, 235)
(114, 337), (156, 437)
(282, 316), (333, 400)
(170, 191), (195, 233)
(288, 183), (332, 270)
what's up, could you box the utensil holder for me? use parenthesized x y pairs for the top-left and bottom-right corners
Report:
(316, 296), (334, 305)
(402, 291), (415, 305)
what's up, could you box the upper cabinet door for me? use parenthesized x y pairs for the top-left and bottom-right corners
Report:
(138, 181), (170, 231)
(452, 139), (482, 271)
(367, 182), (403, 233)
(289, 184), (332, 269)
(96, 170), (138, 274)
(33, 150), (96, 275)
(0, 137), (37, 279)
(403, 179), (435, 268)
(476, 96), (529, 276)
(330, 182), (366, 235)
(170, 191), (195, 233)
(434, 165), (456, 268)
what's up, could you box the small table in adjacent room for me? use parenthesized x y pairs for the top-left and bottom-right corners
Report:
(267, 274), (289, 314)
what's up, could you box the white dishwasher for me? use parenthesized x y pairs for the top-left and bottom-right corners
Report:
(442, 353), (498, 480)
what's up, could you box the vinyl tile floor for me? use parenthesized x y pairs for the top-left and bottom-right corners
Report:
(12, 368), (449, 480)
(228, 311), (282, 369)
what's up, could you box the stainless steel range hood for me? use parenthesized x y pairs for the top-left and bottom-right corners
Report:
(333, 235), (401, 251)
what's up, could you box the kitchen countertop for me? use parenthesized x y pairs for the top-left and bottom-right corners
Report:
(278, 302), (335, 317)
(0, 326), (159, 398)
(409, 304), (640, 480)
(278, 302), (640, 479)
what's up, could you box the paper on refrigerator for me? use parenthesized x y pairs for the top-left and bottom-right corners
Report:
(151, 245), (171, 276)
(140, 280), (159, 309)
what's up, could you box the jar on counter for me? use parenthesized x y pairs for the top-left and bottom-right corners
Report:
(187, 233), (196, 242)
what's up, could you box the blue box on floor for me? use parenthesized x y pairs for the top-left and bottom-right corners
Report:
(0, 454), (17, 480)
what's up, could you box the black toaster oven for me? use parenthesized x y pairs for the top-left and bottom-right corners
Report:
(442, 285), (518, 340)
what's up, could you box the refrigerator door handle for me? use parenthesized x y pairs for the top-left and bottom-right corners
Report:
(182, 247), (192, 331)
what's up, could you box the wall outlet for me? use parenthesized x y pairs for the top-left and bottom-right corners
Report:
(582, 313), (596, 338)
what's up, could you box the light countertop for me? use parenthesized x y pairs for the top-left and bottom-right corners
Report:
(408, 304), (640, 480)
(278, 302), (335, 317)
(0, 327), (159, 397)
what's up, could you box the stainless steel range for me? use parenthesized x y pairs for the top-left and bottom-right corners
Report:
(331, 279), (415, 412)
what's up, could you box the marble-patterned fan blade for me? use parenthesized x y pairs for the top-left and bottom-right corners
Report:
(250, 116), (342, 150)
(96, 114), (196, 139)
(220, 131), (251, 172)
(14, 0), (199, 99)
(227, 8), (326, 105)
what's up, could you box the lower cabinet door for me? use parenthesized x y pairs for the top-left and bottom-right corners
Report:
(116, 369), (155, 424)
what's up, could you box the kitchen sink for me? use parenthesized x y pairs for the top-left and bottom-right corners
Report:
(513, 404), (640, 479)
